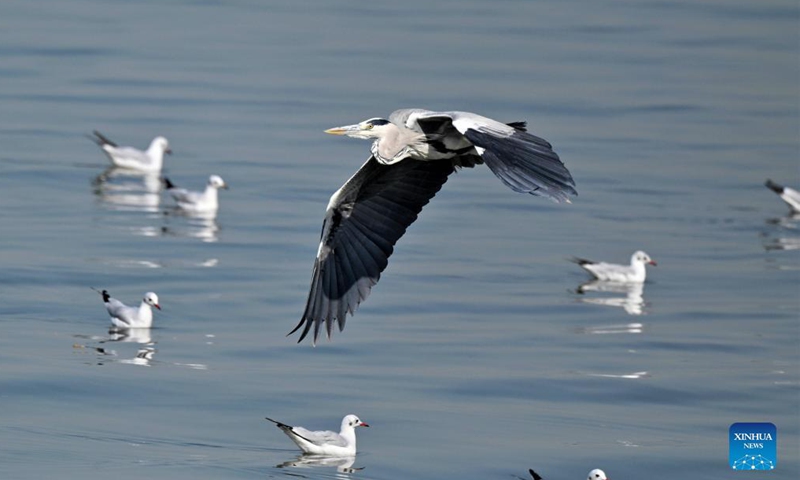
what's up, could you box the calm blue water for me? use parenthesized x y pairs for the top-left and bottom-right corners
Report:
(0, 0), (797, 479)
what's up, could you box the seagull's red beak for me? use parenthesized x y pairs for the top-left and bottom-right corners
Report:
(154, 304), (161, 310)
(649, 260), (657, 266)
(359, 421), (369, 427)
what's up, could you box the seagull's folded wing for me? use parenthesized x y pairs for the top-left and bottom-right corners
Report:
(168, 188), (193, 203)
(293, 427), (348, 447)
(108, 146), (149, 161)
(106, 299), (132, 324)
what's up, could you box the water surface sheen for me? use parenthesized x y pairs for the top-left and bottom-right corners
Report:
(0, 0), (797, 479)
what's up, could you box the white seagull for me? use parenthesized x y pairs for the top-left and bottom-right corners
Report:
(587, 469), (609, 480)
(571, 251), (656, 283)
(265, 414), (369, 456)
(164, 175), (228, 213)
(292, 109), (577, 344)
(88, 131), (171, 173)
(528, 468), (609, 480)
(765, 179), (800, 213)
(96, 289), (161, 329)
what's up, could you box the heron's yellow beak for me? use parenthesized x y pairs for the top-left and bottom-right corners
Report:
(324, 124), (360, 136)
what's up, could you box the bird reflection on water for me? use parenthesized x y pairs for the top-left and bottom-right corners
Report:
(105, 328), (157, 367)
(161, 209), (221, 243)
(275, 454), (363, 475)
(92, 168), (223, 242)
(92, 168), (162, 213)
(73, 328), (157, 367)
(575, 280), (648, 316)
(763, 213), (800, 252)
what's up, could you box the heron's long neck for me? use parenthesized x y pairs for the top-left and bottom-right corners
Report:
(373, 125), (426, 164)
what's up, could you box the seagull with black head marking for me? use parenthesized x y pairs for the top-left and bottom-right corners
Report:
(587, 469), (610, 480)
(94, 288), (161, 329)
(528, 468), (610, 480)
(88, 131), (171, 173)
(265, 414), (369, 456)
(570, 251), (656, 283)
(291, 109), (577, 344)
(164, 175), (228, 214)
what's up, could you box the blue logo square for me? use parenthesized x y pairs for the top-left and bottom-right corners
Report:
(729, 422), (777, 470)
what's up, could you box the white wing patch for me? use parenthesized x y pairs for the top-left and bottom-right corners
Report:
(450, 113), (515, 138)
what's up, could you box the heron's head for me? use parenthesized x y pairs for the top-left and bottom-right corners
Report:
(325, 118), (392, 140)
(208, 175), (228, 190)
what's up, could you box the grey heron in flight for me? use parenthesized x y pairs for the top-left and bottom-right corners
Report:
(291, 109), (577, 344)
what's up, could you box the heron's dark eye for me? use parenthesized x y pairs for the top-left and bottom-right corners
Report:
(364, 124), (374, 130)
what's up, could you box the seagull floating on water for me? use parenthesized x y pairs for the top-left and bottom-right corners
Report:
(570, 251), (656, 283)
(88, 131), (171, 173)
(529, 468), (609, 480)
(291, 109), (577, 344)
(164, 175), (228, 213)
(765, 179), (800, 213)
(265, 414), (368, 456)
(95, 289), (161, 329)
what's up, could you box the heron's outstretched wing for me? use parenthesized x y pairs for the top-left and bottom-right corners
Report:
(291, 155), (454, 344)
(414, 111), (577, 203)
(458, 120), (576, 202)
